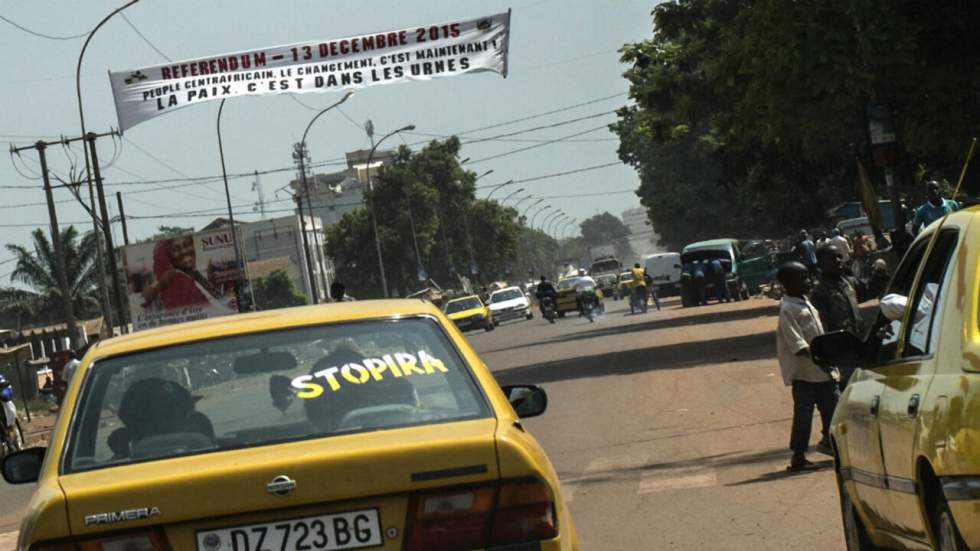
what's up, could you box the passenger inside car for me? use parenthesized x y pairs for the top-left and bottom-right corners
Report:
(108, 377), (215, 459)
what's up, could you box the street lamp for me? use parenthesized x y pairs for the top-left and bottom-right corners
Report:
(475, 169), (494, 181)
(512, 194), (534, 210)
(485, 179), (516, 200)
(530, 205), (552, 229)
(76, 0), (139, 334)
(547, 214), (567, 236)
(520, 199), (544, 222)
(500, 187), (526, 204)
(296, 91), (354, 302)
(541, 210), (562, 232)
(364, 124), (416, 298)
(562, 218), (578, 238)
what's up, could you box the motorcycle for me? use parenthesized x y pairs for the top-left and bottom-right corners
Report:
(630, 284), (649, 314)
(578, 288), (600, 323)
(0, 384), (23, 458)
(540, 296), (557, 324)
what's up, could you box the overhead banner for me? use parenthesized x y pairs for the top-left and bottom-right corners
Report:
(120, 228), (245, 331)
(109, 11), (511, 130)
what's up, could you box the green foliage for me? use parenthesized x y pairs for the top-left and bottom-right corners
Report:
(0, 226), (100, 327)
(579, 212), (634, 261)
(326, 138), (535, 297)
(140, 225), (194, 243)
(614, 0), (980, 249)
(251, 269), (308, 311)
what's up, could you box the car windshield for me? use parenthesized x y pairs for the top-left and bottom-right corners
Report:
(444, 297), (482, 313)
(557, 278), (581, 290)
(489, 289), (522, 303)
(63, 318), (490, 473)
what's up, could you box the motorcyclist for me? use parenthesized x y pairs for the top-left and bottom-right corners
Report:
(630, 263), (648, 310)
(644, 269), (661, 310)
(535, 275), (557, 317)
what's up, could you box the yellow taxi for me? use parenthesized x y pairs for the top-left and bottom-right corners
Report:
(2, 300), (577, 551)
(811, 207), (980, 551)
(442, 295), (495, 332)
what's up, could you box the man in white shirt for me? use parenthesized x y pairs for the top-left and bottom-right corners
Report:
(776, 262), (837, 471)
(63, 350), (81, 386)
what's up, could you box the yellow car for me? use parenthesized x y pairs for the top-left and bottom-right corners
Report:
(2, 300), (577, 551)
(443, 295), (495, 332)
(811, 207), (980, 551)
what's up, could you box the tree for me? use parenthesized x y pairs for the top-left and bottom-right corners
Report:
(326, 138), (526, 297)
(0, 226), (100, 328)
(140, 225), (194, 243)
(579, 212), (634, 261)
(251, 269), (307, 311)
(613, 1), (980, 248)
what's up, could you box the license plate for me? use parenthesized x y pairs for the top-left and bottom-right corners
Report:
(196, 508), (383, 551)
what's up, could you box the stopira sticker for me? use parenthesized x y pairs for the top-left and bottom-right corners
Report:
(292, 350), (448, 398)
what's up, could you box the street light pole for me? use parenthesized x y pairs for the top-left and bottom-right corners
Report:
(500, 187), (526, 204)
(485, 179), (516, 200)
(297, 91), (354, 302)
(475, 169), (494, 181)
(76, 0), (139, 334)
(529, 205), (552, 229)
(364, 124), (416, 298)
(216, 99), (248, 311)
(512, 195), (533, 211)
(547, 214), (567, 236)
(520, 199), (544, 223)
(541, 210), (562, 232)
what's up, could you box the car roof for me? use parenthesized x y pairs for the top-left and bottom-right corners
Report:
(448, 294), (481, 302)
(89, 299), (441, 360)
(489, 286), (522, 295)
(683, 238), (737, 252)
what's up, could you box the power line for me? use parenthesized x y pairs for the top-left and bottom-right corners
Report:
(0, 14), (87, 40)
(120, 13), (171, 61)
(477, 161), (624, 189)
(466, 124), (612, 165)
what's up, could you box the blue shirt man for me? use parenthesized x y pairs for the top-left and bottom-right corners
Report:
(911, 181), (958, 232)
(793, 231), (817, 270)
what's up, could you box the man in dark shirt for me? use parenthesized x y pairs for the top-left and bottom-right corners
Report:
(810, 243), (886, 387)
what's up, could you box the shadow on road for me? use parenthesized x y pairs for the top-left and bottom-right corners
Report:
(493, 330), (775, 386)
(486, 302), (779, 354)
(725, 459), (835, 486)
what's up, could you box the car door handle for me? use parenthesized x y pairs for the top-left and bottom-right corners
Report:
(870, 395), (880, 418)
(908, 394), (921, 418)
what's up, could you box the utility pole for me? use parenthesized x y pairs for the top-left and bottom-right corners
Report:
(294, 195), (319, 304)
(252, 170), (267, 220)
(87, 133), (128, 333)
(116, 192), (129, 245)
(15, 141), (80, 350)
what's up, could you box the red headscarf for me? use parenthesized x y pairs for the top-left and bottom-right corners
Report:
(151, 239), (209, 309)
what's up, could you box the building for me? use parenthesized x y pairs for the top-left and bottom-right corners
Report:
(622, 207), (663, 259)
(289, 148), (396, 229)
(240, 214), (329, 303)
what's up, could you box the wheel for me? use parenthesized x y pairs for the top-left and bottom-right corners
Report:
(741, 287), (750, 300)
(484, 321), (494, 332)
(837, 468), (882, 550)
(557, 311), (565, 318)
(934, 493), (968, 551)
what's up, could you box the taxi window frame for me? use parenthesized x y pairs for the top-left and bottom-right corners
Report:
(59, 314), (494, 476)
(866, 238), (930, 365)
(900, 229), (959, 358)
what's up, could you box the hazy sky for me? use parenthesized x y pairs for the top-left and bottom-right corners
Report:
(0, 0), (658, 274)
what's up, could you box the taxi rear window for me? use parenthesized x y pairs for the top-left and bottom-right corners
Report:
(64, 318), (490, 473)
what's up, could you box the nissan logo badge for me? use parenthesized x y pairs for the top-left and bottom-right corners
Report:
(266, 475), (297, 497)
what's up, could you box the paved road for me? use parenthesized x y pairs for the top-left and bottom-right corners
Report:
(0, 296), (846, 549)
(470, 296), (845, 550)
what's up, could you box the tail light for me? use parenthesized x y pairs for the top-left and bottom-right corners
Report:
(31, 528), (170, 551)
(405, 478), (558, 551)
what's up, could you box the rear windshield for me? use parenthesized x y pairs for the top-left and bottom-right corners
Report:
(64, 318), (490, 473)
(445, 297), (481, 313)
(590, 260), (620, 273)
(489, 289), (522, 303)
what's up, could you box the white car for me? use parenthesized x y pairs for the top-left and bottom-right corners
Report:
(487, 286), (533, 323)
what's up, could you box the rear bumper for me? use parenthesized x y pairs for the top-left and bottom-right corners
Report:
(453, 316), (489, 330)
(491, 308), (530, 321)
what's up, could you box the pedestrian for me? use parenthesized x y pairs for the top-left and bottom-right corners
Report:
(63, 350), (81, 386)
(911, 180), (958, 234)
(852, 230), (868, 278)
(692, 260), (707, 305)
(809, 244), (886, 389)
(828, 229), (851, 263)
(793, 230), (818, 274)
(776, 261), (836, 471)
(643, 269), (661, 310)
(708, 257), (730, 303)
(330, 281), (355, 302)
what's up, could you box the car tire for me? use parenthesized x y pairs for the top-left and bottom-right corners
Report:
(837, 469), (883, 551)
(526, 312), (534, 320)
(934, 493), (968, 551)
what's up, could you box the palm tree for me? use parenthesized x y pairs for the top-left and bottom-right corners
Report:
(0, 226), (101, 328)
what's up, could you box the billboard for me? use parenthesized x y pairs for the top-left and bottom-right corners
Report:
(109, 11), (511, 130)
(121, 228), (244, 331)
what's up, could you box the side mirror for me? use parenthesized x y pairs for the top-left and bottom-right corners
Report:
(2, 447), (45, 484)
(811, 331), (865, 370)
(501, 384), (548, 418)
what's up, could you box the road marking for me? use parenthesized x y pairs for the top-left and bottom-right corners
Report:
(585, 454), (646, 473)
(638, 471), (718, 494)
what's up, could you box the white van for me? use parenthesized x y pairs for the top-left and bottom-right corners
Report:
(643, 252), (683, 296)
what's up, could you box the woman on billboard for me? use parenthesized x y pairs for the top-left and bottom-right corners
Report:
(141, 236), (229, 310)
